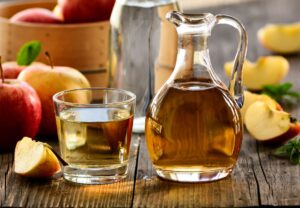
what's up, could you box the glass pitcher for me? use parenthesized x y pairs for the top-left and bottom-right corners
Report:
(109, 0), (180, 118)
(145, 11), (248, 182)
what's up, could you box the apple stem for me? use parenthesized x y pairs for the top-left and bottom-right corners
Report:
(45, 51), (54, 69)
(0, 56), (4, 84)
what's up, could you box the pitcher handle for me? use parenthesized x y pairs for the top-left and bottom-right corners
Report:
(214, 15), (248, 108)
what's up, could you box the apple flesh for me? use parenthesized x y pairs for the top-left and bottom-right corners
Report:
(56, 0), (115, 23)
(14, 137), (61, 178)
(258, 23), (300, 54)
(10, 8), (62, 24)
(224, 56), (289, 91)
(0, 80), (42, 151)
(244, 101), (293, 141)
(2, 62), (46, 79)
(242, 91), (281, 118)
(18, 65), (91, 137)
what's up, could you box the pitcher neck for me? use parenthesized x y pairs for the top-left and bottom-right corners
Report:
(170, 34), (219, 84)
(179, 34), (208, 51)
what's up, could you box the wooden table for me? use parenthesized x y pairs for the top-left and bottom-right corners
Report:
(1, 0), (300, 207)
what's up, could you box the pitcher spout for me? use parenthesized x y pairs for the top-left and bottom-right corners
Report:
(166, 11), (216, 35)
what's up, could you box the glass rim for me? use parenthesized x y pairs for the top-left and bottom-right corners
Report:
(53, 87), (136, 108)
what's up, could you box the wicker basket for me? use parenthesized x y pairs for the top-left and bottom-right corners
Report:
(0, 0), (109, 87)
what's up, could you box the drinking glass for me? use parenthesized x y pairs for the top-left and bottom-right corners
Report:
(53, 88), (136, 184)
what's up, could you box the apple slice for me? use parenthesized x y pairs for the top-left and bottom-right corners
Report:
(241, 91), (281, 118)
(258, 23), (300, 54)
(224, 56), (289, 91)
(14, 137), (61, 178)
(244, 101), (291, 141)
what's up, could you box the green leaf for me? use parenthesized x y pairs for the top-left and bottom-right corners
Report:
(273, 137), (300, 165)
(279, 83), (292, 92)
(262, 82), (300, 107)
(291, 153), (300, 164)
(274, 145), (291, 157)
(17, 41), (42, 66)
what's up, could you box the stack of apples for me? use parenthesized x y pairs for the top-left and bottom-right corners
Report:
(223, 16), (300, 143)
(0, 42), (90, 152)
(224, 57), (300, 143)
(10, 0), (115, 24)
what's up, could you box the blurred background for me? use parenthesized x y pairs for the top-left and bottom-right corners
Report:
(180, 0), (252, 10)
(0, 0), (253, 10)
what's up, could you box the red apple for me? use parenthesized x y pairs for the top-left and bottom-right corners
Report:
(10, 8), (62, 24)
(0, 79), (42, 152)
(57, 0), (115, 23)
(18, 63), (90, 137)
(2, 62), (46, 79)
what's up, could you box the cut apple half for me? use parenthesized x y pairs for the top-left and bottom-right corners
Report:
(244, 101), (290, 141)
(241, 91), (281, 118)
(258, 23), (300, 54)
(224, 56), (289, 91)
(14, 137), (61, 178)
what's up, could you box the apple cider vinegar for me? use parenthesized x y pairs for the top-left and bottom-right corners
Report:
(145, 82), (243, 179)
(56, 108), (133, 169)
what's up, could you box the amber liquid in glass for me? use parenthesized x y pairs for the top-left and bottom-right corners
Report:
(56, 108), (133, 168)
(146, 81), (243, 173)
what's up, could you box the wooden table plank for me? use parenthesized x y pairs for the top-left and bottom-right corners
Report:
(133, 137), (260, 207)
(0, 135), (140, 207)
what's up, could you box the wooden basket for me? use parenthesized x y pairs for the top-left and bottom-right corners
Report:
(0, 0), (109, 87)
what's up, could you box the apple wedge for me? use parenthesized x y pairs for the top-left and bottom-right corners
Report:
(241, 91), (281, 118)
(14, 137), (61, 178)
(258, 23), (300, 54)
(224, 56), (289, 91)
(244, 101), (291, 141)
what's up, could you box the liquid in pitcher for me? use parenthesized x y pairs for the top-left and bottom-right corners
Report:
(146, 81), (243, 173)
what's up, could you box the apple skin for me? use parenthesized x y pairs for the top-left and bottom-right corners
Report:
(0, 80), (42, 152)
(57, 0), (115, 23)
(18, 65), (91, 137)
(262, 122), (300, 146)
(10, 8), (62, 24)
(2, 62), (46, 79)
